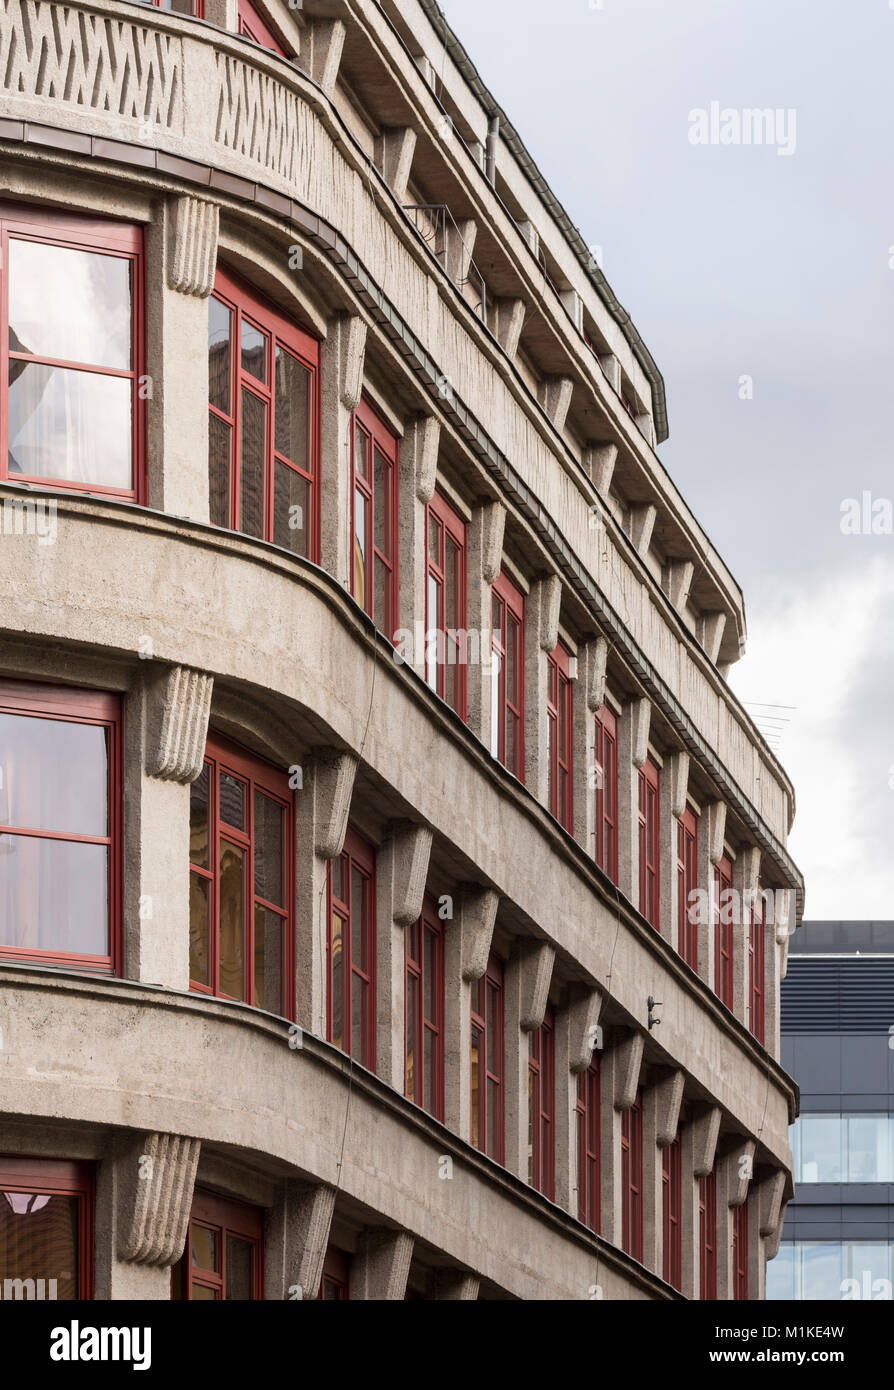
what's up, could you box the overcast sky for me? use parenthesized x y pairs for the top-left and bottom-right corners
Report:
(438, 0), (894, 920)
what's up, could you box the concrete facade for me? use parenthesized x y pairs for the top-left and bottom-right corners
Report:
(0, 0), (801, 1300)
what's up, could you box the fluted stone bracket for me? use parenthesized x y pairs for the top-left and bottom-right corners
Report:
(352, 1229), (414, 1300)
(387, 820), (434, 929)
(765, 1204), (788, 1261)
(583, 636), (609, 713)
(433, 1269), (480, 1300)
(774, 890), (793, 946)
(707, 801), (728, 865)
(691, 1105), (722, 1178)
(116, 1132), (201, 1267)
(629, 504), (657, 558)
(291, 1182), (337, 1300)
(631, 697), (652, 770)
(599, 353), (621, 392)
(375, 126), (417, 203)
(145, 665), (213, 784)
(312, 749), (359, 859)
(479, 500), (507, 586)
(759, 1170), (786, 1238)
(636, 412), (656, 448)
(333, 314), (368, 412)
(613, 1032), (645, 1111)
(699, 611), (727, 665)
(492, 297), (526, 360)
(724, 1140), (756, 1207)
(666, 559), (695, 613)
(459, 885), (499, 981)
(653, 1070), (686, 1147)
(405, 414), (441, 504)
(446, 217), (478, 286)
(739, 846), (761, 897)
(567, 986), (604, 1073)
(540, 376), (574, 435)
(307, 17), (346, 97)
(167, 195), (219, 298)
(669, 751), (691, 820)
(518, 940), (556, 1032)
(585, 442), (618, 496)
(538, 574), (563, 653)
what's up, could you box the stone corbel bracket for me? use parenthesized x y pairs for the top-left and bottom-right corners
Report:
(538, 574), (562, 654)
(146, 665), (213, 784)
(613, 1032), (645, 1111)
(406, 414), (441, 505)
(459, 885), (499, 981)
(654, 1069), (686, 1147)
(479, 500), (507, 586)
(669, 751), (691, 820)
(167, 195), (219, 298)
(518, 940), (556, 1032)
(631, 697), (652, 770)
(117, 1131), (201, 1267)
(707, 800), (728, 865)
(388, 821), (434, 928)
(759, 1169), (786, 1238)
(568, 986), (604, 1073)
(583, 636), (609, 713)
(691, 1105), (722, 1178)
(312, 749), (359, 860)
(725, 1139), (756, 1207)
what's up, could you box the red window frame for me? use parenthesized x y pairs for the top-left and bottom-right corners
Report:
(238, 0), (292, 56)
(209, 265), (320, 559)
(662, 1136), (683, 1291)
(621, 1090), (644, 1261)
(351, 399), (399, 641)
(425, 488), (468, 720)
(470, 951), (504, 1164)
(575, 1056), (601, 1232)
(319, 1247), (350, 1301)
(733, 1199), (749, 1301)
(547, 642), (574, 833)
(749, 893), (765, 1044)
(0, 679), (122, 974)
(189, 734), (295, 1016)
(175, 1188), (264, 1301)
(491, 569), (525, 781)
(405, 895), (445, 1121)
(327, 828), (376, 1068)
(0, 203), (145, 504)
(594, 704), (618, 884)
(0, 1156), (94, 1300)
(677, 807), (699, 969)
(638, 758), (660, 929)
(714, 855), (734, 1007)
(143, 0), (204, 15)
(699, 1168), (717, 1300)
(528, 1010), (555, 1199)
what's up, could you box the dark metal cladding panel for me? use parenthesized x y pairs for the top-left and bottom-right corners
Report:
(782, 959), (894, 1032)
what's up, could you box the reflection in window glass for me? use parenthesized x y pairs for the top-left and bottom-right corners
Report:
(768, 1241), (894, 1300)
(792, 1114), (894, 1183)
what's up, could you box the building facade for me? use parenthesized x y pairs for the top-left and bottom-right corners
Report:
(768, 921), (894, 1302)
(0, 0), (802, 1300)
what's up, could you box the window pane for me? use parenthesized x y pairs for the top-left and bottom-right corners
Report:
(219, 773), (245, 831)
(353, 490), (368, 607)
(351, 972), (367, 1062)
(355, 425), (369, 480)
(0, 714), (107, 836)
(208, 297), (232, 414)
(219, 841), (246, 1001)
(445, 538), (460, 631)
(428, 514), (441, 565)
(274, 347), (310, 470)
(331, 854), (346, 903)
(9, 239), (131, 369)
(189, 872), (210, 986)
(331, 912), (344, 1050)
(847, 1115), (889, 1183)
(487, 1078), (500, 1159)
(241, 319), (268, 384)
(189, 765), (210, 869)
(426, 574), (440, 689)
(507, 615), (519, 705)
(209, 413), (232, 528)
(800, 1115), (843, 1183)
(374, 448), (390, 556)
(239, 389), (267, 539)
(486, 983), (499, 1073)
(801, 1243), (843, 1300)
(0, 1190), (79, 1300)
(470, 1026), (481, 1149)
(406, 974), (418, 1102)
(9, 363), (132, 490)
(351, 867), (367, 972)
(273, 461), (308, 557)
(191, 1224), (218, 1272)
(424, 1029), (436, 1117)
(191, 1284), (218, 1300)
(254, 904), (282, 1014)
(506, 708), (519, 777)
(374, 556), (389, 635)
(0, 838), (107, 956)
(226, 1235), (254, 1300)
(423, 929), (436, 1023)
(489, 645), (501, 760)
(254, 792), (284, 907)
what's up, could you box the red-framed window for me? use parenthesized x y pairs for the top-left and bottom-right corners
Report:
(319, 1247), (350, 1301)
(714, 855), (734, 1007)
(547, 642), (574, 833)
(575, 1056), (601, 1233)
(527, 1010), (555, 1199)
(621, 1090), (644, 1261)
(749, 893), (765, 1044)
(638, 758), (660, 929)
(238, 0), (292, 56)
(208, 266), (319, 559)
(699, 1167), (717, 1300)
(0, 680), (122, 973)
(189, 736), (294, 1015)
(733, 1199), (749, 1301)
(172, 1189), (264, 1301)
(351, 399), (399, 640)
(0, 1156), (93, 1300)
(425, 489), (468, 719)
(0, 203), (145, 503)
(677, 807), (698, 969)
(490, 570), (525, 781)
(405, 895), (444, 1121)
(662, 1136), (683, 1291)
(594, 704), (618, 884)
(470, 952), (504, 1163)
(140, 0), (204, 15)
(328, 829), (376, 1068)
